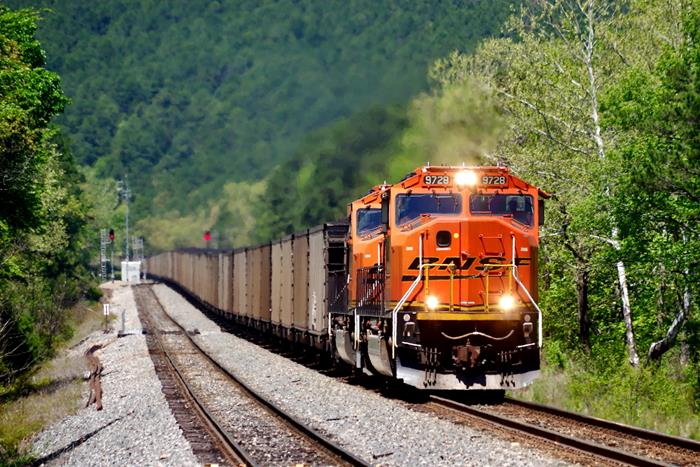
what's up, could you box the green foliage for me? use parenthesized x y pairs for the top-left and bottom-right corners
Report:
(520, 353), (700, 439)
(256, 105), (408, 240)
(0, 6), (68, 234)
(601, 0), (700, 359)
(255, 78), (506, 240)
(427, 0), (699, 414)
(0, 6), (93, 384)
(5, 0), (515, 247)
(0, 448), (35, 467)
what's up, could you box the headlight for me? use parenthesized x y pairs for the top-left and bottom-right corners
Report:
(425, 295), (439, 310)
(499, 294), (515, 310)
(455, 170), (478, 187)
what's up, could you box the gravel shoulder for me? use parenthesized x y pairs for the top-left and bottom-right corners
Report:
(154, 283), (572, 467)
(31, 282), (199, 466)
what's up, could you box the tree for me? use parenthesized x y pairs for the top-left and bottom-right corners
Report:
(6, 0), (516, 248)
(604, 0), (700, 362)
(431, 0), (688, 364)
(0, 6), (90, 381)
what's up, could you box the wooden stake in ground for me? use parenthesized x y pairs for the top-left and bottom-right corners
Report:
(85, 344), (104, 411)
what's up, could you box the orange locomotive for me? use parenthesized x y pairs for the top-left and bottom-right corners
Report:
(332, 165), (548, 390)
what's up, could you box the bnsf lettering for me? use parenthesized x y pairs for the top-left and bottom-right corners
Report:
(407, 256), (531, 270)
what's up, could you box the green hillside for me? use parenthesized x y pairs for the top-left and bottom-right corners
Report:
(9, 0), (513, 235)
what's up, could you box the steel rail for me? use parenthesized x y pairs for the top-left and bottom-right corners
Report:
(431, 395), (675, 467)
(504, 397), (700, 453)
(137, 289), (256, 467)
(147, 286), (371, 467)
(153, 336), (257, 467)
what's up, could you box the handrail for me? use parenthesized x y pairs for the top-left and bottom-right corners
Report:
(479, 263), (515, 312)
(422, 262), (456, 311)
(390, 233), (543, 361)
(511, 234), (543, 348)
(391, 234), (422, 359)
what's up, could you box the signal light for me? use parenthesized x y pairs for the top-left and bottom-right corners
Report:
(108, 229), (115, 241)
(203, 230), (211, 242)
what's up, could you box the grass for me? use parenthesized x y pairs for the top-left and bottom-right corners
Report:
(64, 301), (111, 348)
(510, 343), (700, 440)
(0, 300), (105, 466)
(0, 378), (83, 465)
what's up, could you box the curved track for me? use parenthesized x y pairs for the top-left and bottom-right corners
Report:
(431, 395), (700, 466)
(134, 284), (369, 467)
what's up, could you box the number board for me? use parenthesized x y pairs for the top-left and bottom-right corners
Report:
(424, 175), (450, 185)
(481, 175), (508, 186)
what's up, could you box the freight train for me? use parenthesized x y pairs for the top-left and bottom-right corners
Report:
(146, 165), (548, 391)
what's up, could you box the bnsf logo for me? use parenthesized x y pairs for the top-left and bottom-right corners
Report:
(407, 256), (531, 271)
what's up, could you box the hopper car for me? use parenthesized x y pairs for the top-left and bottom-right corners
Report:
(146, 165), (548, 391)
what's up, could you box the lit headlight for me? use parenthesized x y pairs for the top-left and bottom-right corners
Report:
(499, 294), (515, 310)
(425, 295), (439, 310)
(455, 170), (478, 187)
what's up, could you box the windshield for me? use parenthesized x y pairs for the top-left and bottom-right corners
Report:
(396, 193), (462, 226)
(356, 208), (382, 235)
(469, 194), (534, 226)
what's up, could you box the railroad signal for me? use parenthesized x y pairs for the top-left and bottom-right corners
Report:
(203, 230), (211, 242)
(108, 229), (115, 241)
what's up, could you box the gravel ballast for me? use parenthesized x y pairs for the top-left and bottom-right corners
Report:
(31, 282), (199, 466)
(153, 283), (571, 466)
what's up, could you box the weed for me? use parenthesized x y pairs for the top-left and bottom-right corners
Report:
(512, 351), (700, 440)
(0, 300), (103, 464)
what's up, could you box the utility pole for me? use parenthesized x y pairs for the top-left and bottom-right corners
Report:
(99, 228), (108, 282)
(132, 236), (145, 280)
(108, 228), (115, 282)
(117, 177), (131, 261)
(110, 239), (114, 281)
(132, 236), (144, 262)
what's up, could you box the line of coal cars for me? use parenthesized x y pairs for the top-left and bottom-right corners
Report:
(146, 223), (349, 350)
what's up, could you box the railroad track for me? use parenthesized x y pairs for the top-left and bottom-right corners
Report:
(133, 284), (369, 467)
(138, 281), (699, 466)
(430, 395), (700, 466)
(135, 287), (249, 466)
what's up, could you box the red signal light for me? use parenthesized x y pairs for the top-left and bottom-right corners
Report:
(203, 230), (211, 242)
(108, 229), (115, 241)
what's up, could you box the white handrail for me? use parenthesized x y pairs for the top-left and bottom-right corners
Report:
(391, 234), (422, 359)
(511, 234), (543, 348)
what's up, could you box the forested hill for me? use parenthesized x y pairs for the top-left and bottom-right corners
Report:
(9, 0), (513, 222)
